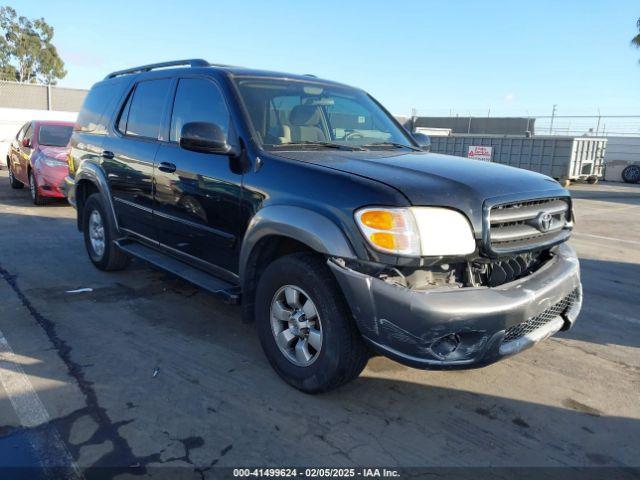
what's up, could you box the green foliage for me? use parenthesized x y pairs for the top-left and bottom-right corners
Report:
(0, 6), (66, 84)
(633, 18), (640, 49)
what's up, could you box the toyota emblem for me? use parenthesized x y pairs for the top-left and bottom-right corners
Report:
(536, 212), (553, 232)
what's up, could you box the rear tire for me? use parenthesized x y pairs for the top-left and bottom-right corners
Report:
(29, 171), (45, 205)
(82, 193), (130, 271)
(586, 175), (598, 184)
(255, 252), (369, 393)
(621, 165), (640, 184)
(8, 162), (23, 189)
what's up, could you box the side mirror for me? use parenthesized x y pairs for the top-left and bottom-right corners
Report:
(179, 122), (237, 156)
(412, 132), (431, 151)
(22, 138), (31, 148)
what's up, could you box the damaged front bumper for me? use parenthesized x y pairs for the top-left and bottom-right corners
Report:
(328, 242), (582, 370)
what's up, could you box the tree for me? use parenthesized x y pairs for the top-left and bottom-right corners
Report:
(633, 17), (640, 61)
(0, 6), (66, 84)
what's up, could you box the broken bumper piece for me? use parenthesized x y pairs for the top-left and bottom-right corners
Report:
(328, 242), (582, 370)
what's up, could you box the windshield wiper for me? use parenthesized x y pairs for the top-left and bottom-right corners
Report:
(360, 142), (421, 152)
(272, 141), (365, 151)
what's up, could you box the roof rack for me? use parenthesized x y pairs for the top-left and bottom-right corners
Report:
(104, 59), (210, 79)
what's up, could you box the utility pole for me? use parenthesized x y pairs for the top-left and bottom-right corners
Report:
(549, 104), (557, 134)
(596, 108), (601, 136)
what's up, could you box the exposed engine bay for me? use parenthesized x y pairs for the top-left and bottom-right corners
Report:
(340, 249), (553, 290)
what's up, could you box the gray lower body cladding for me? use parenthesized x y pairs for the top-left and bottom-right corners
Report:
(328, 242), (582, 369)
(62, 175), (77, 206)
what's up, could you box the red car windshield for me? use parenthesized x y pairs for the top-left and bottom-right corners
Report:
(38, 125), (73, 147)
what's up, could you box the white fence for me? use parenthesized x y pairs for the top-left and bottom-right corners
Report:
(602, 136), (640, 182)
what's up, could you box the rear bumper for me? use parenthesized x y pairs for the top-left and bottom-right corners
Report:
(329, 242), (582, 369)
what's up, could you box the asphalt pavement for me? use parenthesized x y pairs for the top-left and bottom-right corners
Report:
(0, 170), (638, 479)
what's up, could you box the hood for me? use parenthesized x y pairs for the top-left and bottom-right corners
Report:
(39, 146), (68, 161)
(274, 150), (568, 235)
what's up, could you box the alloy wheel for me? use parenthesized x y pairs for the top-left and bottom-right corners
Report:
(270, 285), (323, 367)
(88, 209), (106, 258)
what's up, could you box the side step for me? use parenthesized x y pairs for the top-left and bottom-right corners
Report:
(115, 240), (241, 304)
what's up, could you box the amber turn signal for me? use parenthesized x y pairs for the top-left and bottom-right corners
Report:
(360, 210), (394, 230)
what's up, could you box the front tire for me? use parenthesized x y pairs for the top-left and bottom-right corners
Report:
(29, 171), (45, 205)
(255, 252), (369, 393)
(82, 193), (130, 271)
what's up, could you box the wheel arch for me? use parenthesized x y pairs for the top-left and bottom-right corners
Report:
(73, 163), (118, 232)
(239, 205), (357, 323)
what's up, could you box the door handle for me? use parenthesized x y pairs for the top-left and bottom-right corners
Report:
(102, 150), (114, 159)
(158, 162), (177, 173)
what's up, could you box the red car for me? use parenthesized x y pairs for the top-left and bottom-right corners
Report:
(6, 120), (74, 204)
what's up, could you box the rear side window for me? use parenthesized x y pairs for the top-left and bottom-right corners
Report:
(124, 79), (172, 139)
(76, 82), (122, 134)
(169, 78), (229, 142)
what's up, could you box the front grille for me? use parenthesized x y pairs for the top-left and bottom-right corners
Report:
(489, 197), (571, 252)
(503, 288), (580, 342)
(470, 250), (549, 287)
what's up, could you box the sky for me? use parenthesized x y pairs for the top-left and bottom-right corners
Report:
(8, 0), (640, 118)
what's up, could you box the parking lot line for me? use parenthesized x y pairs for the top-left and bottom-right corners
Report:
(0, 332), (50, 428)
(572, 232), (640, 246)
(0, 330), (83, 479)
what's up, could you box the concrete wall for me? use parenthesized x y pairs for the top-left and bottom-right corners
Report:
(0, 81), (87, 111)
(602, 136), (640, 182)
(411, 117), (535, 135)
(0, 107), (77, 164)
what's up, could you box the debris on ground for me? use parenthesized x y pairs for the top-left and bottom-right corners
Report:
(65, 288), (94, 294)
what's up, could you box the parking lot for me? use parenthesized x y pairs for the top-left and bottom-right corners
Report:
(0, 169), (638, 477)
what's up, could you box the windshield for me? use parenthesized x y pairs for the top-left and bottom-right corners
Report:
(38, 124), (73, 147)
(234, 78), (414, 151)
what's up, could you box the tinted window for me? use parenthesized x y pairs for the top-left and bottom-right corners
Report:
(24, 124), (33, 141)
(126, 79), (172, 139)
(117, 91), (133, 134)
(16, 123), (28, 140)
(76, 82), (122, 134)
(38, 125), (73, 147)
(169, 78), (229, 142)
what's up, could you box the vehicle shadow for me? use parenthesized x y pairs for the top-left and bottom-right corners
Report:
(570, 183), (640, 206)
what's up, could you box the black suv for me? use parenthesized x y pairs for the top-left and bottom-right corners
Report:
(65, 59), (582, 392)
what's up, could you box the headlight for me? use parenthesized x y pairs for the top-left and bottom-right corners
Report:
(42, 156), (67, 167)
(355, 208), (421, 256)
(355, 207), (476, 257)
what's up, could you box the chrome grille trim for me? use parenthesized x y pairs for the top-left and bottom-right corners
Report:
(489, 197), (571, 252)
(490, 199), (568, 223)
(502, 288), (580, 343)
